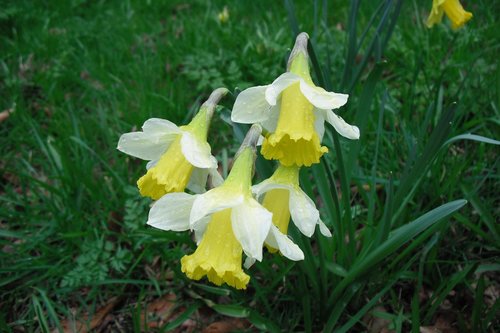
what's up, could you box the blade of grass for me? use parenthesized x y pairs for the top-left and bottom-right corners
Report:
(422, 264), (475, 323)
(411, 233), (440, 333)
(160, 303), (200, 333)
(32, 295), (51, 333)
(341, 0), (360, 89)
(34, 288), (63, 333)
(471, 274), (485, 332)
(460, 183), (500, 241)
(346, 61), (386, 179)
(393, 105), (456, 222)
(334, 257), (415, 333)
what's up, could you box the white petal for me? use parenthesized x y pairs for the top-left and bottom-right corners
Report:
(260, 103), (281, 133)
(265, 72), (301, 106)
(117, 118), (181, 161)
(194, 216), (211, 244)
(117, 132), (172, 161)
(289, 189), (320, 237)
(318, 220), (332, 237)
(142, 118), (181, 135)
(180, 131), (218, 168)
(187, 167), (223, 193)
(187, 168), (209, 194)
(208, 168), (224, 188)
(313, 110), (326, 141)
(231, 199), (272, 261)
(147, 192), (197, 231)
(146, 159), (158, 170)
(231, 86), (272, 124)
(252, 180), (292, 200)
(323, 109), (360, 140)
(244, 257), (256, 269)
(299, 80), (349, 110)
(257, 135), (264, 146)
(268, 225), (304, 261)
(190, 187), (244, 228)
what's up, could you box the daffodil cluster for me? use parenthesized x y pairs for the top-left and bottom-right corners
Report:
(117, 33), (360, 289)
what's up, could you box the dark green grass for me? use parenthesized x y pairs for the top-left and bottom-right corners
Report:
(1, 0), (499, 332)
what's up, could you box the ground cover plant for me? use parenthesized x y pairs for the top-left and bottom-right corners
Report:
(0, 0), (499, 332)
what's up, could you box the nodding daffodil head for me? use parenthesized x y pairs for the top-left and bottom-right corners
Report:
(117, 88), (228, 199)
(253, 164), (331, 258)
(146, 125), (273, 289)
(181, 208), (250, 289)
(231, 32), (359, 167)
(427, 0), (472, 30)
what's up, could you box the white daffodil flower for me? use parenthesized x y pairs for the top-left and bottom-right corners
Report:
(117, 88), (227, 199)
(231, 32), (359, 167)
(146, 125), (274, 289)
(253, 164), (332, 246)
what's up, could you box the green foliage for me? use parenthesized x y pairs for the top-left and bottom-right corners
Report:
(61, 237), (133, 288)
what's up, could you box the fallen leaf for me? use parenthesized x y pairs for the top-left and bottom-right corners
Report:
(0, 108), (13, 123)
(420, 314), (457, 333)
(420, 327), (440, 333)
(484, 284), (499, 308)
(140, 293), (177, 329)
(202, 318), (249, 333)
(57, 297), (120, 333)
(363, 306), (394, 333)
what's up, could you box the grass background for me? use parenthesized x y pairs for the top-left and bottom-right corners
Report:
(0, 0), (498, 332)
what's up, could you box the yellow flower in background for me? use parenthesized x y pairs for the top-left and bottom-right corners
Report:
(218, 6), (229, 23)
(427, 0), (472, 30)
(231, 32), (359, 167)
(147, 125), (274, 289)
(117, 88), (227, 200)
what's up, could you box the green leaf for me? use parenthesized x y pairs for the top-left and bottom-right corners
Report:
(346, 61), (386, 178)
(248, 309), (281, 333)
(423, 264), (475, 323)
(325, 262), (348, 277)
(393, 105), (456, 221)
(471, 275), (485, 332)
(160, 304), (200, 332)
(444, 133), (500, 146)
(191, 283), (231, 296)
(212, 304), (250, 318)
(461, 183), (499, 241)
(327, 200), (467, 308)
(360, 200), (467, 273)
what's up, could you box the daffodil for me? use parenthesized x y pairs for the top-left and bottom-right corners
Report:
(426, 0), (472, 30)
(231, 32), (359, 167)
(253, 164), (332, 255)
(147, 125), (277, 289)
(117, 88), (227, 200)
(218, 6), (229, 23)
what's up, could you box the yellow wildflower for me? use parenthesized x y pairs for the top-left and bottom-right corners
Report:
(218, 6), (229, 23)
(231, 32), (359, 167)
(427, 0), (473, 30)
(117, 88), (227, 199)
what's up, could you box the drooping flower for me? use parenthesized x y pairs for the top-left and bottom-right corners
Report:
(426, 0), (472, 30)
(253, 164), (332, 255)
(231, 32), (359, 167)
(147, 125), (281, 289)
(117, 88), (227, 200)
